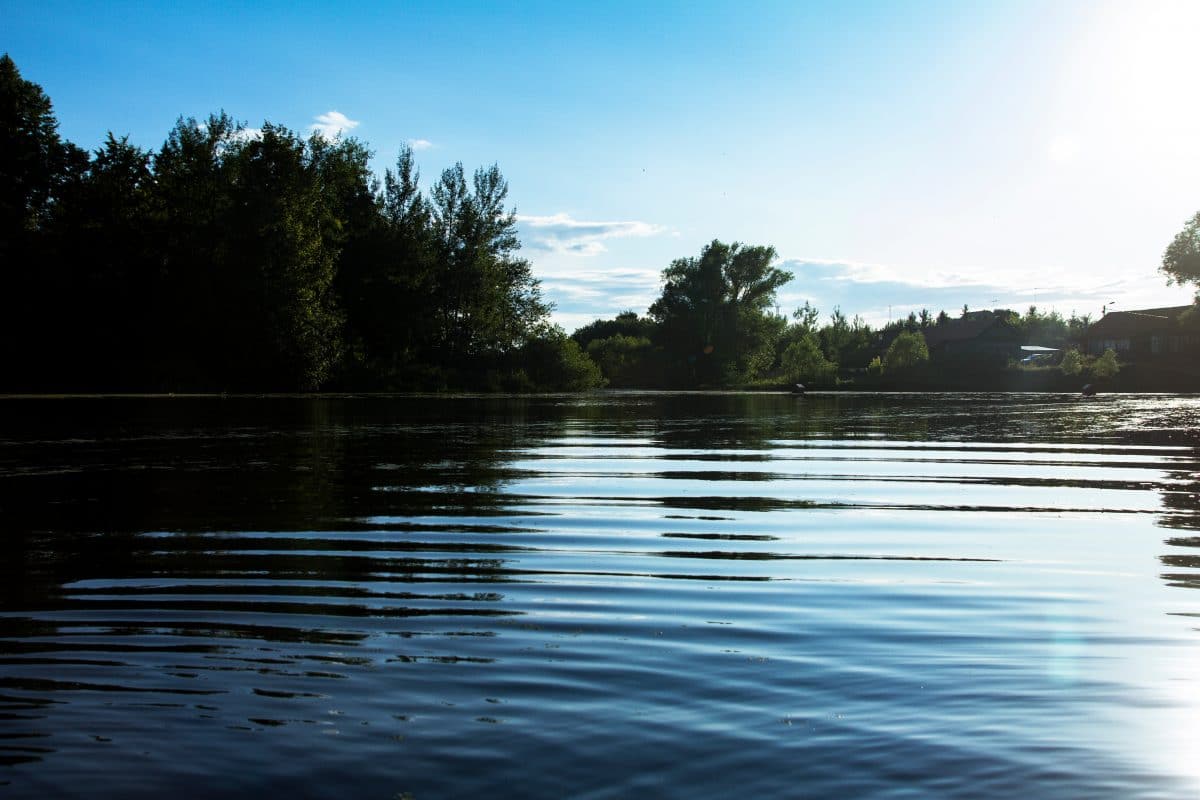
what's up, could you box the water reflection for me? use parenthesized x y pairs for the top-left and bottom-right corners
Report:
(1, 393), (1199, 797)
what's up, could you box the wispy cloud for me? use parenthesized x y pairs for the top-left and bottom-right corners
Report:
(310, 110), (359, 139)
(518, 213), (668, 256)
(407, 138), (433, 151)
(539, 265), (663, 331)
(773, 258), (1190, 326)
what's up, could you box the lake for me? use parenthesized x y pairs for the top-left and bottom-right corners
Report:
(2, 392), (1199, 798)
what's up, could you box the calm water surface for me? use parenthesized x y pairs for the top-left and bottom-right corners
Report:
(2, 392), (1199, 798)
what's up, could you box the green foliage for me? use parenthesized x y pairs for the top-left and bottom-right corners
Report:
(223, 124), (351, 389)
(1015, 305), (1071, 348)
(792, 301), (820, 333)
(427, 162), (549, 364)
(586, 333), (653, 387)
(867, 355), (884, 375)
(649, 240), (792, 385)
(572, 311), (656, 350)
(513, 330), (604, 391)
(1059, 348), (1084, 376)
(1092, 348), (1120, 379)
(1162, 210), (1200, 298)
(820, 307), (851, 363)
(883, 330), (929, 373)
(781, 333), (836, 384)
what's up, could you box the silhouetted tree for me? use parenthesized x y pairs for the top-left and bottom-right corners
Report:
(428, 162), (549, 373)
(650, 240), (791, 385)
(0, 54), (87, 387)
(1162, 211), (1200, 301)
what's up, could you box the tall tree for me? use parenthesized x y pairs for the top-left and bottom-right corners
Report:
(428, 162), (549, 370)
(153, 113), (240, 386)
(221, 124), (349, 389)
(48, 134), (160, 386)
(0, 54), (88, 388)
(0, 54), (79, 248)
(339, 144), (437, 379)
(1162, 210), (1200, 300)
(650, 240), (792, 385)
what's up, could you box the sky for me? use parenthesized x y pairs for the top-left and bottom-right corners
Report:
(6, 0), (1200, 331)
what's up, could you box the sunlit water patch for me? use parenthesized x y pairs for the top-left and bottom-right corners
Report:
(1, 392), (1199, 797)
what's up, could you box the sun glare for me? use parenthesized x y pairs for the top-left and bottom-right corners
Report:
(1058, 1), (1200, 168)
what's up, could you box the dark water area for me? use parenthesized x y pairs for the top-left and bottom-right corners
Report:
(2, 392), (1199, 798)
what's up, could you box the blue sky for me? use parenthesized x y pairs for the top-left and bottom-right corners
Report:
(7, 0), (1199, 330)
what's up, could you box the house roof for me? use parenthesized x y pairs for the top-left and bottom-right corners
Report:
(923, 310), (1016, 349)
(1087, 306), (1192, 338)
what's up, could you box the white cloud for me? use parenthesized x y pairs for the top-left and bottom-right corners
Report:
(539, 265), (664, 332)
(225, 126), (263, 143)
(518, 213), (668, 256)
(310, 110), (359, 139)
(407, 138), (434, 151)
(1047, 133), (1081, 164)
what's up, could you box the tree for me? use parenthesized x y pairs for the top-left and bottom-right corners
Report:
(1162, 211), (1200, 299)
(820, 306), (851, 363)
(0, 54), (87, 388)
(781, 333), (835, 384)
(792, 301), (820, 333)
(0, 54), (83, 247)
(1017, 305), (1069, 348)
(221, 124), (350, 389)
(586, 333), (653, 387)
(428, 162), (550, 367)
(572, 311), (656, 350)
(1092, 348), (1120, 379)
(518, 330), (604, 391)
(152, 115), (363, 390)
(883, 330), (929, 373)
(47, 133), (160, 386)
(1067, 312), (1092, 342)
(649, 240), (792, 385)
(333, 145), (428, 385)
(1059, 348), (1084, 376)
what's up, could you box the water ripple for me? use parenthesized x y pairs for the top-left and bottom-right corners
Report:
(1, 393), (1199, 797)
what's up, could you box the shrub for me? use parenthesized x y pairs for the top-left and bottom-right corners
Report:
(883, 331), (929, 373)
(781, 334), (836, 384)
(1092, 348), (1120, 379)
(1059, 348), (1084, 376)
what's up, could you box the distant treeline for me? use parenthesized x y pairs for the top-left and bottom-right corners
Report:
(0, 55), (1150, 393)
(573, 274), (1097, 390)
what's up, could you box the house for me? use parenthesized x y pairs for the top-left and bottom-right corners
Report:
(1085, 305), (1198, 359)
(922, 310), (1022, 362)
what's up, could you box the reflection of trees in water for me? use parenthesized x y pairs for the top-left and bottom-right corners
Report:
(1159, 460), (1200, 591)
(0, 397), (562, 771)
(592, 393), (1150, 448)
(0, 396), (574, 650)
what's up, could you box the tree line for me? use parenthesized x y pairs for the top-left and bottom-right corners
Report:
(571, 237), (1101, 389)
(1, 54), (600, 392)
(4, 53), (1195, 393)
